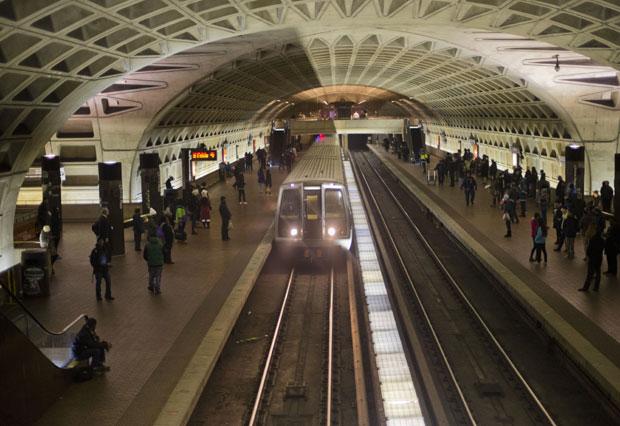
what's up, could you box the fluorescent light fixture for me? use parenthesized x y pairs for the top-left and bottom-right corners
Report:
(568, 143), (581, 149)
(327, 227), (336, 236)
(103, 161), (118, 165)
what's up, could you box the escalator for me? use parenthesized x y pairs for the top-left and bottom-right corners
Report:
(0, 282), (86, 424)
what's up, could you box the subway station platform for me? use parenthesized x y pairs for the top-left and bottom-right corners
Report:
(25, 162), (285, 425)
(370, 144), (620, 404)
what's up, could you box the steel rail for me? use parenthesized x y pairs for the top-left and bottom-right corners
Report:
(326, 267), (335, 426)
(249, 267), (295, 426)
(363, 152), (557, 426)
(351, 153), (476, 425)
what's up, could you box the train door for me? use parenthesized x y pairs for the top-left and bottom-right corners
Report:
(303, 186), (322, 240)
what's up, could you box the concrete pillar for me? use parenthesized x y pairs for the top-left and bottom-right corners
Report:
(41, 155), (62, 240)
(139, 153), (162, 214)
(98, 162), (124, 256)
(180, 148), (191, 202)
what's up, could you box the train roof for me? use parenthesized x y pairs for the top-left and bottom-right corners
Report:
(282, 137), (345, 186)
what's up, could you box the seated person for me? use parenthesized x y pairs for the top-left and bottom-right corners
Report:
(72, 317), (111, 373)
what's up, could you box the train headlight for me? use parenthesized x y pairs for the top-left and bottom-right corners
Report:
(327, 227), (336, 237)
(290, 227), (298, 237)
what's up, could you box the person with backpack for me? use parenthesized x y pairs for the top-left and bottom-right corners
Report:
(160, 217), (174, 264)
(528, 213), (540, 262)
(534, 217), (548, 263)
(460, 173), (477, 206)
(501, 194), (513, 238)
(90, 238), (113, 301)
(132, 208), (144, 251)
(92, 208), (112, 265)
(143, 233), (164, 294)
(72, 317), (111, 374)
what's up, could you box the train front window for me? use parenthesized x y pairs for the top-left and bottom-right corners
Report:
(280, 189), (301, 219)
(325, 188), (347, 237)
(325, 189), (345, 219)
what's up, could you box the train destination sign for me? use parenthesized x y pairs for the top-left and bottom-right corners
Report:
(191, 149), (217, 161)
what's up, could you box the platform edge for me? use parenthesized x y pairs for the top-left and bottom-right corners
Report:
(369, 145), (620, 409)
(153, 222), (274, 426)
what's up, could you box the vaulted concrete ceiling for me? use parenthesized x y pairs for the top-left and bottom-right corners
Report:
(1, 0), (619, 173)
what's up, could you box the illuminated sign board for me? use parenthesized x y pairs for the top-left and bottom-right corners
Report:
(190, 149), (217, 161)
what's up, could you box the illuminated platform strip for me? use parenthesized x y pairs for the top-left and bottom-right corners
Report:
(343, 160), (424, 425)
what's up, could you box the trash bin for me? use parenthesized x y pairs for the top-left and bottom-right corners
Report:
(21, 249), (51, 297)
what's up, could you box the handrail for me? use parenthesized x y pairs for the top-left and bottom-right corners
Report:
(0, 284), (86, 336)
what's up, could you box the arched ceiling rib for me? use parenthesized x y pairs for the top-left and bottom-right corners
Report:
(0, 0), (619, 171)
(148, 33), (571, 146)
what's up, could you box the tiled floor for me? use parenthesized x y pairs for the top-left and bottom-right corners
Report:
(371, 145), (620, 364)
(28, 163), (287, 426)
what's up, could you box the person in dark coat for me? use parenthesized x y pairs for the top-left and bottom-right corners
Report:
(132, 208), (144, 251)
(604, 222), (619, 275)
(265, 167), (273, 195)
(460, 174), (477, 206)
(579, 231), (605, 292)
(89, 239), (113, 301)
(93, 208), (112, 264)
(219, 196), (232, 241)
(555, 176), (566, 205)
(562, 212), (578, 259)
(161, 217), (174, 264)
(72, 317), (110, 372)
(233, 172), (246, 204)
(600, 181), (614, 212)
(165, 176), (174, 190)
(36, 199), (51, 235)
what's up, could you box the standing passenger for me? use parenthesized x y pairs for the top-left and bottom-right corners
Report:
(219, 196), (232, 241)
(579, 231), (605, 292)
(534, 217), (548, 263)
(89, 239), (113, 301)
(143, 233), (164, 294)
(132, 208), (144, 251)
(161, 217), (174, 264)
(265, 167), (273, 195)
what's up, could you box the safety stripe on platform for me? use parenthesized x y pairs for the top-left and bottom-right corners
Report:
(344, 160), (424, 425)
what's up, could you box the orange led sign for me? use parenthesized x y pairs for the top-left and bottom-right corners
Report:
(191, 149), (217, 161)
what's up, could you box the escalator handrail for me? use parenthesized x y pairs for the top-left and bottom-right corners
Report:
(0, 284), (86, 336)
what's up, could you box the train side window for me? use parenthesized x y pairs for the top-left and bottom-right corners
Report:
(280, 189), (301, 219)
(325, 189), (345, 219)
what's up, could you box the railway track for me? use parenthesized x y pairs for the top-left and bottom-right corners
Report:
(351, 150), (619, 425)
(248, 264), (339, 425)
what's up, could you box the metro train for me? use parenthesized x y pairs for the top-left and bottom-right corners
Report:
(274, 135), (353, 257)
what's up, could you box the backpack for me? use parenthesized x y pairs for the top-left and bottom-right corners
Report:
(89, 249), (97, 268)
(73, 364), (93, 382)
(91, 220), (99, 236)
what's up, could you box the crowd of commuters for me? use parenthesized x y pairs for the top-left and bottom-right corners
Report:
(385, 142), (618, 294)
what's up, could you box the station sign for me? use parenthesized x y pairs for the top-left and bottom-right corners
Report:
(190, 149), (217, 161)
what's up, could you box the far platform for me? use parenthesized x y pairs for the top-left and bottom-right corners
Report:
(370, 144), (620, 400)
(27, 161), (285, 425)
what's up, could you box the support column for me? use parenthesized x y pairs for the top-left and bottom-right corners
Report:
(614, 154), (620, 219)
(98, 162), (124, 256)
(180, 148), (191, 202)
(139, 153), (162, 214)
(41, 155), (62, 241)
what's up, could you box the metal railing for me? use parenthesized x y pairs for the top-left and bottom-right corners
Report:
(0, 283), (86, 368)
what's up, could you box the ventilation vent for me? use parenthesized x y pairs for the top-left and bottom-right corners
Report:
(101, 80), (166, 94)
(557, 73), (619, 87)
